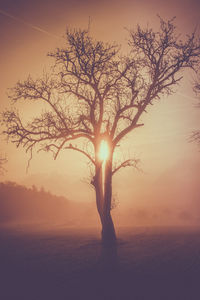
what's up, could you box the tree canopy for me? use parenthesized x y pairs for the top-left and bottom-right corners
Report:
(2, 18), (200, 174)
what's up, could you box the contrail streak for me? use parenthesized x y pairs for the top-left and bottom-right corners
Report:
(0, 8), (61, 39)
(1, 8), (197, 103)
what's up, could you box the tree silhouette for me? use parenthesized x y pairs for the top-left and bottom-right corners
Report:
(191, 69), (200, 145)
(0, 153), (7, 175)
(2, 18), (200, 245)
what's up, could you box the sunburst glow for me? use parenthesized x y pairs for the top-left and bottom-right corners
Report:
(99, 140), (109, 161)
(98, 140), (109, 196)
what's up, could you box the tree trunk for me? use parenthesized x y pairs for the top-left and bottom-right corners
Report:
(102, 159), (116, 245)
(101, 211), (116, 245)
(93, 158), (117, 246)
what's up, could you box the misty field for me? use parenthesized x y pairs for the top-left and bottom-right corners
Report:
(0, 225), (200, 300)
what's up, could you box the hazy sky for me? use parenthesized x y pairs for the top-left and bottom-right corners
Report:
(0, 0), (199, 214)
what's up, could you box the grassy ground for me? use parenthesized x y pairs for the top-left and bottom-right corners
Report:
(0, 225), (200, 300)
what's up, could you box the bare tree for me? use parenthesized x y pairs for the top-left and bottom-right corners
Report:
(2, 18), (200, 245)
(0, 153), (7, 175)
(190, 69), (200, 145)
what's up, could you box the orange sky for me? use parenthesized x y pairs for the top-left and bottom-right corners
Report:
(0, 0), (200, 218)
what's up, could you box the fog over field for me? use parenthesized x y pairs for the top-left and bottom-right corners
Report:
(21, 157), (200, 228)
(0, 171), (199, 229)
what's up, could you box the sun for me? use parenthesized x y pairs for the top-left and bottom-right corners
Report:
(99, 140), (109, 161)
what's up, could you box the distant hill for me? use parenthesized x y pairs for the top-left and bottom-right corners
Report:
(0, 182), (68, 223)
(0, 181), (98, 226)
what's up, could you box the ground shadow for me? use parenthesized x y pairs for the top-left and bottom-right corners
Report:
(1, 226), (200, 300)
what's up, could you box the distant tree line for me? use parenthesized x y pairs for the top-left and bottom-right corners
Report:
(0, 182), (69, 223)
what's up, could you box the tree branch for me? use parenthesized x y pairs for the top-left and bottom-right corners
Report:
(112, 158), (140, 175)
(64, 144), (95, 165)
